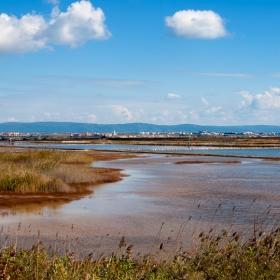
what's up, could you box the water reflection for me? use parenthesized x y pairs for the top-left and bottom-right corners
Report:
(0, 200), (73, 220)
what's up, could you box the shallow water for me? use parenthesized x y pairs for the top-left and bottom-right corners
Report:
(4, 142), (280, 158)
(1, 154), (280, 255)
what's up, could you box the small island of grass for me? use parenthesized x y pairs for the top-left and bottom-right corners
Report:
(0, 149), (130, 208)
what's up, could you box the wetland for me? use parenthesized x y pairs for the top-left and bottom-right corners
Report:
(1, 146), (280, 255)
(1, 143), (280, 278)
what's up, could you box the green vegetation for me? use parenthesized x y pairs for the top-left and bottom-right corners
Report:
(1, 228), (280, 279)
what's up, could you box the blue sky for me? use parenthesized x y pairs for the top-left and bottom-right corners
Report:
(0, 0), (280, 125)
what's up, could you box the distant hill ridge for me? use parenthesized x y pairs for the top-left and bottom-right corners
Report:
(0, 122), (280, 134)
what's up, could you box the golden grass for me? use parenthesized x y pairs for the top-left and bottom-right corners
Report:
(0, 150), (93, 193)
(0, 149), (134, 208)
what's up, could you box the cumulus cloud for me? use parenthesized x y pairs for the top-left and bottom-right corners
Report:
(0, 0), (111, 55)
(238, 87), (280, 110)
(165, 9), (227, 39)
(167, 93), (181, 100)
(237, 91), (253, 104)
(45, 1), (111, 47)
(0, 13), (47, 55)
(271, 87), (280, 94)
(111, 105), (133, 121)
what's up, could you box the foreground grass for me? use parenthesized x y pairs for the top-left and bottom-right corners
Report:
(1, 228), (280, 279)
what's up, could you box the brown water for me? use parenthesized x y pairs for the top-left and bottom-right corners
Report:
(1, 154), (280, 256)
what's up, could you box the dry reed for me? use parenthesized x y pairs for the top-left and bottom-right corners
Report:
(0, 149), (126, 208)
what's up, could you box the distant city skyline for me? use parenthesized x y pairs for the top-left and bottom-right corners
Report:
(0, 0), (280, 125)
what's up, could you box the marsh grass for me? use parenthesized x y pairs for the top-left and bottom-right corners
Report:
(0, 200), (280, 280)
(0, 150), (126, 208)
(1, 202), (280, 279)
(1, 226), (280, 279)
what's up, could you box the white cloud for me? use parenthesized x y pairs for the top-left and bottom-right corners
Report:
(0, 13), (48, 55)
(237, 91), (253, 104)
(110, 105), (133, 121)
(165, 9), (227, 39)
(270, 87), (280, 94)
(201, 97), (209, 106)
(45, 1), (111, 47)
(253, 89), (280, 110)
(238, 87), (280, 110)
(0, 0), (111, 55)
(167, 93), (181, 100)
(205, 106), (222, 113)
